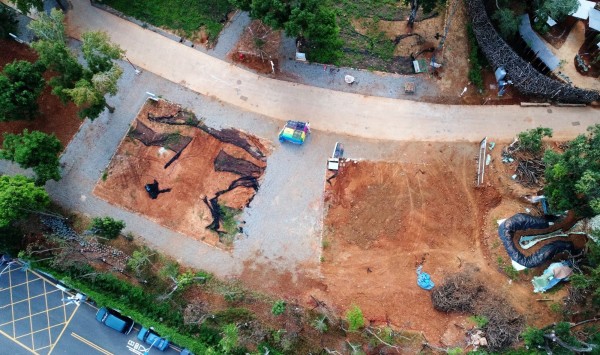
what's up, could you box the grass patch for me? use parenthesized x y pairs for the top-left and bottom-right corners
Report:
(98, 0), (233, 43)
(219, 204), (240, 237)
(466, 23), (487, 92)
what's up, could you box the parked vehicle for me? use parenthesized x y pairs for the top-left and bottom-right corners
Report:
(138, 327), (170, 351)
(95, 307), (134, 334)
(278, 120), (310, 144)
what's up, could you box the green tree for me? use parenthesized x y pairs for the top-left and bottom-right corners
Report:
(346, 304), (365, 332)
(31, 40), (83, 102)
(229, 0), (252, 11)
(28, 10), (123, 120)
(250, 0), (290, 29)
(492, 8), (520, 40)
(543, 124), (600, 216)
(1, 129), (62, 185)
(8, 0), (42, 15)
(219, 323), (239, 353)
(285, 0), (342, 63)
(0, 175), (49, 228)
(0, 4), (18, 39)
(127, 247), (154, 277)
(89, 216), (125, 239)
(404, 0), (446, 27)
(64, 64), (123, 117)
(27, 8), (66, 42)
(518, 127), (553, 154)
(535, 0), (578, 22)
(81, 31), (125, 74)
(0, 60), (46, 121)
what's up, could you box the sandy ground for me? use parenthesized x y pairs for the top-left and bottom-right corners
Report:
(544, 20), (600, 91)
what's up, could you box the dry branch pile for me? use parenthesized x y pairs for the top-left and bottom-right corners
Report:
(431, 270), (524, 350)
(466, 0), (599, 103)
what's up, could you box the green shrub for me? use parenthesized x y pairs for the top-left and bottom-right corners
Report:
(271, 300), (286, 315)
(469, 315), (489, 328)
(466, 24), (485, 91)
(345, 304), (364, 331)
(517, 127), (553, 154)
(521, 326), (544, 348)
(89, 216), (125, 239)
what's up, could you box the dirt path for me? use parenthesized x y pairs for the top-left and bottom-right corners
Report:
(64, 0), (599, 143)
(546, 20), (600, 92)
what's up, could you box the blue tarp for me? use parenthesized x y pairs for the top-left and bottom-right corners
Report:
(519, 15), (560, 71)
(417, 266), (435, 290)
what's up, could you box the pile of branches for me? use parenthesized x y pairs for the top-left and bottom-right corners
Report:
(432, 270), (524, 350)
(431, 271), (486, 313)
(502, 140), (546, 187)
(466, 0), (599, 103)
(515, 158), (545, 187)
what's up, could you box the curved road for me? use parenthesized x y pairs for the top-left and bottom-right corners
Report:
(65, 0), (599, 142)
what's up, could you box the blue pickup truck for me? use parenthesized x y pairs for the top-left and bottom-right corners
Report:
(138, 327), (170, 351)
(95, 307), (134, 334)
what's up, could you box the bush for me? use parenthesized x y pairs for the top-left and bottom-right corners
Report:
(466, 24), (484, 91)
(345, 304), (364, 332)
(271, 300), (286, 315)
(469, 315), (489, 328)
(517, 127), (553, 154)
(89, 216), (125, 239)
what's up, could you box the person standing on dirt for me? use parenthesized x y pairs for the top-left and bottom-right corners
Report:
(306, 122), (311, 134)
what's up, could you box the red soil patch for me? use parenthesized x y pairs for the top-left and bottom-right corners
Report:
(229, 20), (281, 74)
(93, 100), (268, 247)
(0, 40), (81, 148)
(239, 142), (566, 348)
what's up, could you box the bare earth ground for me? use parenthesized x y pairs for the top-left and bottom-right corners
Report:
(0, 40), (82, 147)
(94, 100), (267, 247)
(229, 20), (281, 74)
(286, 142), (564, 346)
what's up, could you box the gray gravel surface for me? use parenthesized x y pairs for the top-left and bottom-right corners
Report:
(212, 11), (251, 59)
(277, 34), (440, 100)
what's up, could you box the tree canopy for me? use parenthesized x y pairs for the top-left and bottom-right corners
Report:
(231, 0), (342, 63)
(28, 9), (124, 120)
(8, 0), (42, 15)
(535, 0), (578, 22)
(0, 174), (49, 228)
(0, 4), (18, 39)
(0, 60), (46, 121)
(492, 8), (520, 40)
(1, 129), (62, 185)
(544, 124), (600, 216)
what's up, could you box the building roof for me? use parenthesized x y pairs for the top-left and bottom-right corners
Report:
(571, 0), (595, 19)
(589, 8), (600, 31)
(519, 15), (560, 71)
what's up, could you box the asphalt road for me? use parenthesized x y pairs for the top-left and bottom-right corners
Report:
(0, 261), (180, 355)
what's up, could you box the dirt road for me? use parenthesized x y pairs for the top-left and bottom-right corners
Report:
(64, 0), (599, 142)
